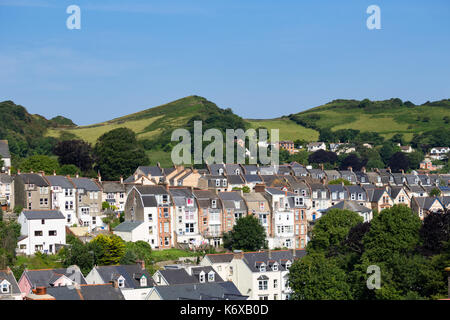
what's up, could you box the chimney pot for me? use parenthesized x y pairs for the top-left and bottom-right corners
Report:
(233, 250), (243, 260)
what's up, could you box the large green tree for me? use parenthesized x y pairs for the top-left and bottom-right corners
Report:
(94, 128), (149, 180)
(19, 155), (60, 174)
(308, 209), (363, 254)
(223, 215), (266, 251)
(53, 139), (94, 172)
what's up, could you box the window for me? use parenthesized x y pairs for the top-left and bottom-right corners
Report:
(208, 272), (215, 282)
(39, 198), (48, 207)
(274, 294), (278, 300)
(222, 179), (227, 187)
(235, 201), (240, 209)
(273, 279), (278, 288)
(34, 231), (43, 236)
(351, 193), (356, 200)
(272, 263), (278, 272)
(162, 195), (169, 204)
(295, 197), (303, 206)
(92, 217), (96, 225)
(1, 282), (10, 293)
(41, 219), (45, 225)
(301, 210), (305, 220)
(258, 280), (268, 290)
(259, 264), (266, 272)
(163, 208), (169, 218)
(332, 192), (337, 200)
(199, 272), (205, 283)
(118, 278), (125, 288)
(259, 296), (268, 300)
(215, 179), (221, 187)
(285, 261), (292, 270)
(211, 199), (217, 208)
(164, 237), (169, 246)
(259, 202), (265, 210)
(148, 226), (153, 235)
(81, 207), (89, 215)
(148, 214), (153, 221)
(49, 230), (57, 236)
(186, 198), (194, 206)
(164, 222), (170, 233)
(185, 223), (194, 233)
(140, 276), (147, 287)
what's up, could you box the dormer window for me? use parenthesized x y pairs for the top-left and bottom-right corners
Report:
(1, 280), (10, 293)
(211, 199), (217, 208)
(285, 261), (292, 270)
(272, 263), (279, 271)
(218, 168), (224, 175)
(216, 179), (221, 187)
(222, 179), (227, 187)
(118, 276), (125, 288)
(186, 198), (194, 206)
(235, 169), (240, 175)
(235, 201), (240, 209)
(140, 276), (147, 287)
(199, 271), (205, 283)
(208, 271), (215, 282)
(260, 263), (266, 272)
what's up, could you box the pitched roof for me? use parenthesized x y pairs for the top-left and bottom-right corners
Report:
(242, 250), (306, 272)
(23, 268), (87, 288)
(100, 181), (125, 193)
(22, 210), (65, 220)
(152, 281), (246, 300)
(94, 265), (154, 289)
(18, 173), (49, 187)
(325, 200), (371, 213)
(113, 221), (143, 232)
(0, 173), (12, 184)
(71, 177), (101, 191)
(45, 284), (125, 300)
(0, 269), (21, 297)
(45, 175), (74, 189)
(205, 253), (234, 264)
(136, 166), (164, 177)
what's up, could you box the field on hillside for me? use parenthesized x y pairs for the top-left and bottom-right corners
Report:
(246, 118), (319, 141)
(291, 101), (450, 142)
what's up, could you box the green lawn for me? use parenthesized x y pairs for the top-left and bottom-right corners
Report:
(246, 118), (319, 141)
(150, 248), (202, 263)
(15, 253), (63, 269)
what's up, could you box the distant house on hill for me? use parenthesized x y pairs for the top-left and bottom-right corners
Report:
(0, 140), (11, 174)
(307, 142), (326, 152)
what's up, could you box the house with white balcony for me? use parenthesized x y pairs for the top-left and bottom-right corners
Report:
(307, 142), (326, 152)
(429, 147), (450, 160)
(17, 210), (66, 255)
(193, 189), (224, 248)
(169, 187), (202, 247)
(44, 175), (77, 226)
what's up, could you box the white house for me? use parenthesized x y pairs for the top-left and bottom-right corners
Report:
(0, 174), (13, 209)
(228, 250), (306, 300)
(169, 187), (203, 247)
(307, 142), (326, 152)
(17, 210), (66, 255)
(85, 262), (153, 300)
(45, 175), (77, 226)
(429, 147), (450, 160)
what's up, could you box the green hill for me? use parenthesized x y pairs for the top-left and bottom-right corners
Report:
(286, 98), (450, 142)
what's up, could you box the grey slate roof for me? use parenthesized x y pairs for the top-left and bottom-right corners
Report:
(0, 269), (21, 297)
(113, 221), (143, 232)
(242, 250), (306, 272)
(23, 268), (87, 288)
(325, 200), (371, 213)
(45, 175), (74, 189)
(18, 173), (49, 187)
(100, 181), (126, 193)
(152, 281), (247, 300)
(95, 265), (154, 289)
(134, 185), (169, 195)
(46, 284), (125, 300)
(0, 140), (10, 158)
(218, 192), (247, 210)
(22, 210), (65, 220)
(227, 175), (244, 185)
(71, 177), (101, 192)
(0, 173), (12, 184)
(205, 253), (234, 264)
(136, 166), (164, 177)
(243, 174), (262, 183)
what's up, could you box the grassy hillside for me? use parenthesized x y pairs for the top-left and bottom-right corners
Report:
(287, 98), (450, 142)
(246, 118), (319, 141)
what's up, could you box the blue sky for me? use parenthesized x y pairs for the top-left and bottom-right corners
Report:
(0, 0), (449, 125)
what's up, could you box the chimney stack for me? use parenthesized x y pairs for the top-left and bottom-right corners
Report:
(361, 167), (366, 173)
(35, 287), (47, 295)
(268, 249), (272, 260)
(137, 260), (145, 271)
(348, 166), (353, 172)
(53, 170), (56, 176)
(120, 176), (123, 184)
(76, 172), (79, 179)
(98, 171), (102, 182)
(110, 280), (119, 288)
(233, 250), (243, 260)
